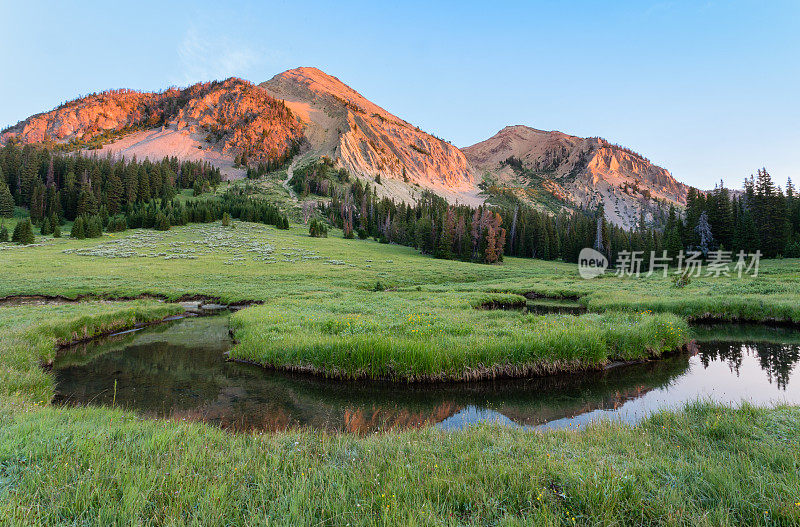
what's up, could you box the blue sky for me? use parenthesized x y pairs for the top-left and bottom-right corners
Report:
(1, 0), (797, 189)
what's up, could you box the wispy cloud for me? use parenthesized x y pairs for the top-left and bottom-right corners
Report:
(174, 25), (277, 85)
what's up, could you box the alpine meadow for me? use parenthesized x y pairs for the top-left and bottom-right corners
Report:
(2, 2), (800, 525)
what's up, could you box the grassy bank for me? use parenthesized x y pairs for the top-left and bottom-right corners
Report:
(0, 301), (183, 405)
(1, 402), (798, 526)
(228, 291), (689, 381)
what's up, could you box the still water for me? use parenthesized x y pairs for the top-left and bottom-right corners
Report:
(53, 315), (800, 433)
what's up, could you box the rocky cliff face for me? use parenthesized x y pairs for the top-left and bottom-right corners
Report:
(1, 78), (304, 169)
(464, 125), (689, 227)
(260, 67), (479, 204)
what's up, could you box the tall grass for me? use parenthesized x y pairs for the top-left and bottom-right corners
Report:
(0, 301), (183, 404)
(0, 402), (797, 525)
(229, 292), (689, 381)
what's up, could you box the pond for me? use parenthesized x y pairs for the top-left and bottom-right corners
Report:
(53, 315), (800, 433)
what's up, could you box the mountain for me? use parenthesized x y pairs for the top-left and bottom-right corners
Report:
(464, 125), (689, 228)
(1, 78), (304, 179)
(259, 67), (479, 205)
(2, 69), (689, 225)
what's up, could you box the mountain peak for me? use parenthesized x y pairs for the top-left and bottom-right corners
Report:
(265, 67), (395, 122)
(261, 67), (478, 203)
(464, 126), (688, 228)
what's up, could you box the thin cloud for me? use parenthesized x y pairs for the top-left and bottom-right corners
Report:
(175, 26), (274, 85)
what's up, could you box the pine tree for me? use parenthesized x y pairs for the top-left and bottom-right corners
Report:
(52, 221), (61, 238)
(137, 166), (151, 202)
(0, 223), (8, 242)
(77, 190), (98, 217)
(40, 217), (52, 235)
(696, 211), (714, 256)
(70, 216), (86, 239)
(86, 216), (102, 237)
(0, 179), (14, 218)
(106, 171), (124, 214)
(484, 225), (498, 263)
(436, 209), (454, 259)
(12, 219), (35, 245)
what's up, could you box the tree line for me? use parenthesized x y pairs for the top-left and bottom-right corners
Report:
(0, 143), (289, 242)
(0, 142), (222, 223)
(293, 160), (665, 265)
(4, 143), (797, 264)
(664, 168), (800, 258)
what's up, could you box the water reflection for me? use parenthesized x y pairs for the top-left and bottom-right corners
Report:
(53, 316), (800, 433)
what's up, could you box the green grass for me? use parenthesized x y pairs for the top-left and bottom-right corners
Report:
(1, 401), (798, 526)
(0, 221), (797, 322)
(0, 301), (182, 405)
(3, 220), (797, 379)
(1, 223), (799, 524)
(229, 292), (688, 381)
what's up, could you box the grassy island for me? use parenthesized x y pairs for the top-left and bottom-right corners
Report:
(228, 293), (689, 381)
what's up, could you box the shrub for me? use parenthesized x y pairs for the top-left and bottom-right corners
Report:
(672, 270), (692, 288)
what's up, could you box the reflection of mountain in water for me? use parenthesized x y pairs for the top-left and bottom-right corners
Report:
(53, 317), (800, 433)
(54, 316), (694, 433)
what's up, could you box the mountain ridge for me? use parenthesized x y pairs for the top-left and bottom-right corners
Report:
(464, 125), (688, 228)
(2, 68), (690, 225)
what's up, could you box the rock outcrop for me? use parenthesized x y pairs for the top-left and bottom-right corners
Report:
(260, 67), (479, 204)
(464, 125), (689, 227)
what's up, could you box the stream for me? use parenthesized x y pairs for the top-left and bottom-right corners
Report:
(52, 310), (800, 433)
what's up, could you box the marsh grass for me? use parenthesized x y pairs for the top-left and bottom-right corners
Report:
(0, 301), (182, 404)
(229, 292), (689, 381)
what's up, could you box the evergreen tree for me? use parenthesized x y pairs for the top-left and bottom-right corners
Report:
(40, 217), (52, 235)
(77, 190), (98, 217)
(0, 223), (8, 242)
(86, 216), (102, 237)
(70, 216), (86, 239)
(695, 211), (714, 256)
(0, 178), (14, 218)
(106, 171), (124, 214)
(12, 219), (35, 245)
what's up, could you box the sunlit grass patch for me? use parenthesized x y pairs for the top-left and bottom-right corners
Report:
(229, 292), (690, 381)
